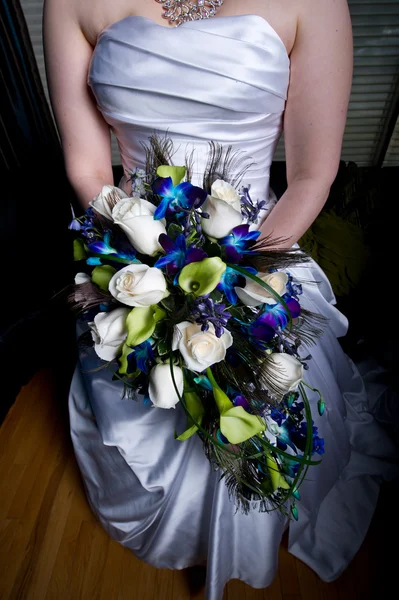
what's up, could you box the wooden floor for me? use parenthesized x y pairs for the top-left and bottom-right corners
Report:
(0, 369), (394, 600)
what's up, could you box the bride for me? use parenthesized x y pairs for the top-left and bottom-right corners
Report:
(43, 0), (397, 597)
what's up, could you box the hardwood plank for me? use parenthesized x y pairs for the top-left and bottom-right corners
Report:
(0, 373), (42, 460)
(0, 385), (41, 477)
(226, 578), (249, 600)
(316, 580), (339, 600)
(0, 519), (18, 595)
(10, 455), (75, 600)
(64, 520), (95, 600)
(296, 560), (322, 600)
(277, 542), (300, 597)
(119, 547), (146, 600)
(135, 557), (158, 600)
(264, 573), (283, 600)
(1, 425), (70, 599)
(244, 584), (267, 599)
(45, 486), (89, 599)
(153, 568), (174, 600)
(98, 540), (126, 600)
(7, 409), (62, 520)
(79, 524), (110, 599)
(0, 462), (27, 525)
(172, 568), (194, 600)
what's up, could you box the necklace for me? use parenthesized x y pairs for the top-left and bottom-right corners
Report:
(155, 0), (224, 27)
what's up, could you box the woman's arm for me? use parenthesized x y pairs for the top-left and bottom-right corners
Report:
(43, 0), (114, 208)
(260, 0), (353, 246)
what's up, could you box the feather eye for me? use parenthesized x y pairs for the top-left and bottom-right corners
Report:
(202, 141), (255, 193)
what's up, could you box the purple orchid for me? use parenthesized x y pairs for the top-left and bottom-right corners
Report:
(219, 224), (261, 262)
(154, 234), (207, 278)
(152, 177), (208, 220)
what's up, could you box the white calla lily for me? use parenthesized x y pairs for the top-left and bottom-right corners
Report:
(236, 272), (289, 307)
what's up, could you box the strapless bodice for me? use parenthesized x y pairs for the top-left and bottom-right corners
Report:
(88, 14), (290, 204)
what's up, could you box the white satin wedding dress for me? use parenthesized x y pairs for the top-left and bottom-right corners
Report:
(68, 15), (397, 599)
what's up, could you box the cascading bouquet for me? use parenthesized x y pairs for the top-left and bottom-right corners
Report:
(69, 136), (326, 518)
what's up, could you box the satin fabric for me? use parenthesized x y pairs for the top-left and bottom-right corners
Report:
(69, 15), (397, 599)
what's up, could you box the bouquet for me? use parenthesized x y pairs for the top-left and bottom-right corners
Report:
(69, 136), (326, 517)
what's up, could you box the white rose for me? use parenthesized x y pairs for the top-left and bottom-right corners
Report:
(108, 264), (168, 307)
(172, 321), (233, 372)
(148, 364), (184, 409)
(201, 179), (243, 239)
(90, 185), (127, 219)
(236, 272), (289, 307)
(112, 197), (166, 256)
(268, 353), (304, 393)
(211, 180), (241, 211)
(88, 307), (130, 361)
(74, 272), (91, 285)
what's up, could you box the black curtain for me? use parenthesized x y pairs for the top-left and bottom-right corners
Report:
(0, 0), (76, 422)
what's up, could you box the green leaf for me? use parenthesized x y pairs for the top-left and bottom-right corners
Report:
(179, 257), (226, 296)
(266, 455), (290, 491)
(176, 391), (205, 441)
(91, 265), (116, 291)
(118, 342), (132, 375)
(73, 239), (87, 261)
(160, 295), (176, 312)
(153, 305), (167, 324)
(209, 289), (224, 303)
(126, 305), (166, 347)
(220, 406), (265, 444)
(157, 340), (169, 356)
(203, 240), (222, 258)
(175, 423), (199, 441)
(167, 223), (184, 240)
(156, 165), (186, 187)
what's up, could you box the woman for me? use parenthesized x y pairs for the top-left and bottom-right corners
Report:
(43, 1), (396, 598)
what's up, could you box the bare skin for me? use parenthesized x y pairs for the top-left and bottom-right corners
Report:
(43, 0), (353, 246)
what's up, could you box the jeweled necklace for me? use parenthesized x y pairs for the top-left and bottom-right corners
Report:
(155, 0), (224, 27)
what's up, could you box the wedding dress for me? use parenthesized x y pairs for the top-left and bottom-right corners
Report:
(68, 15), (397, 599)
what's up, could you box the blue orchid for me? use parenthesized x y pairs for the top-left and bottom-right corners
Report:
(218, 265), (257, 305)
(154, 234), (207, 279)
(152, 177), (208, 220)
(289, 421), (325, 456)
(219, 224), (261, 263)
(127, 340), (155, 375)
(270, 421), (299, 454)
(250, 297), (301, 340)
(87, 232), (137, 264)
(193, 375), (213, 391)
